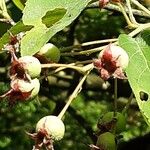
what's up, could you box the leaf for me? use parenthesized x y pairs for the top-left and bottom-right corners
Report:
(42, 8), (67, 28)
(119, 31), (150, 125)
(0, 21), (32, 51)
(12, 0), (26, 10)
(135, 30), (150, 66)
(21, 0), (91, 56)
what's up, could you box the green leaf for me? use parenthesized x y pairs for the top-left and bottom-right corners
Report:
(12, 0), (26, 10)
(119, 31), (150, 125)
(0, 21), (32, 51)
(21, 0), (91, 56)
(135, 30), (150, 66)
(42, 8), (67, 28)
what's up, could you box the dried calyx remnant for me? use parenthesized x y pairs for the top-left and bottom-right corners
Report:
(93, 44), (129, 80)
(27, 115), (65, 150)
(99, 0), (121, 8)
(0, 33), (41, 106)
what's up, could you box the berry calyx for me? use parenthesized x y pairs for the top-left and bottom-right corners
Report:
(99, 0), (109, 8)
(96, 132), (116, 150)
(18, 56), (41, 78)
(39, 43), (60, 63)
(99, 45), (129, 69)
(100, 112), (126, 134)
(36, 115), (65, 141)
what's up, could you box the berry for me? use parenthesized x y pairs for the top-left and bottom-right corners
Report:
(11, 78), (40, 99)
(94, 44), (129, 80)
(39, 43), (60, 62)
(36, 115), (65, 141)
(29, 78), (40, 98)
(101, 112), (126, 134)
(0, 78), (40, 105)
(96, 132), (116, 150)
(18, 56), (41, 78)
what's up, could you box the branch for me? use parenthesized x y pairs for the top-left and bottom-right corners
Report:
(0, 0), (15, 25)
(87, 2), (150, 18)
(125, 0), (138, 25)
(117, 2), (138, 28)
(58, 70), (92, 119)
(128, 23), (150, 37)
(131, 0), (150, 16)
(41, 63), (94, 74)
(61, 45), (106, 56)
(61, 38), (117, 52)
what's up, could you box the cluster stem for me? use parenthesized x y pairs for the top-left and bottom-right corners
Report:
(58, 70), (92, 119)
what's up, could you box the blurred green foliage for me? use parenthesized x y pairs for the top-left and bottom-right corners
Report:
(0, 1), (150, 150)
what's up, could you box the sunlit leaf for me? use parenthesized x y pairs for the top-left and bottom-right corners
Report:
(119, 31), (150, 125)
(21, 0), (91, 56)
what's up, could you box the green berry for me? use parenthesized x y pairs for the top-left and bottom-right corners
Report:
(110, 45), (129, 69)
(11, 78), (40, 99)
(19, 56), (41, 78)
(36, 115), (65, 141)
(101, 112), (126, 133)
(96, 132), (116, 150)
(29, 78), (40, 98)
(39, 43), (60, 62)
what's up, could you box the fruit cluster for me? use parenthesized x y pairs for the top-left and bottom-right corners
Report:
(0, 52), (41, 105)
(0, 32), (42, 105)
(0, 40), (61, 106)
(93, 112), (126, 150)
(1, 38), (65, 149)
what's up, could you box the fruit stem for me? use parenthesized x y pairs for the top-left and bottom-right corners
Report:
(113, 78), (118, 117)
(128, 23), (150, 37)
(61, 45), (106, 56)
(125, 0), (138, 25)
(41, 63), (84, 74)
(61, 38), (117, 52)
(0, 0), (15, 25)
(81, 38), (118, 47)
(61, 21), (150, 57)
(58, 70), (91, 119)
(117, 3), (138, 28)
(88, 2), (150, 18)
(41, 63), (94, 74)
(122, 92), (134, 114)
(131, 0), (150, 16)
